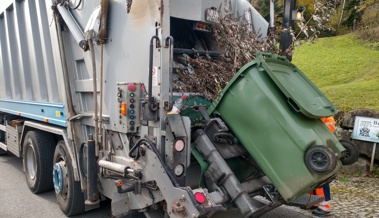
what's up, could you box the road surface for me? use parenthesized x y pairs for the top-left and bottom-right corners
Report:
(0, 153), (314, 218)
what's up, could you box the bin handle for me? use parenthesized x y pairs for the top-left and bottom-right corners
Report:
(213, 133), (237, 145)
(287, 98), (300, 112)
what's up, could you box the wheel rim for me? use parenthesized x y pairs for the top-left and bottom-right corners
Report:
(55, 155), (69, 200)
(25, 142), (37, 181)
(344, 148), (352, 159)
(310, 151), (329, 171)
(53, 162), (64, 194)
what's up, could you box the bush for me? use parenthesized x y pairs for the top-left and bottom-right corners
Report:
(360, 1), (379, 29)
(355, 27), (379, 43)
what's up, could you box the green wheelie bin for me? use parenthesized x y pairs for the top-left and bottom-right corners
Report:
(208, 53), (346, 201)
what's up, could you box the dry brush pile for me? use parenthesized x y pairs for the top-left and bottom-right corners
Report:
(175, 7), (277, 100)
(174, 1), (334, 101)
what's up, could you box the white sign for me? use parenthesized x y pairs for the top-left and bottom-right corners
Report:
(352, 116), (379, 143)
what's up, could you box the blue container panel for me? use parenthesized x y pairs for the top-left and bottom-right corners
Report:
(0, 99), (66, 127)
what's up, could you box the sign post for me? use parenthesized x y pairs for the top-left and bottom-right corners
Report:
(352, 116), (379, 172)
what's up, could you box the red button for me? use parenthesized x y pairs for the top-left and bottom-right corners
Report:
(128, 83), (136, 92)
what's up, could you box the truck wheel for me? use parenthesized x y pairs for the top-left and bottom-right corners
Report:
(340, 140), (359, 165)
(0, 148), (7, 155)
(23, 130), (55, 193)
(0, 131), (6, 155)
(305, 145), (337, 174)
(53, 140), (85, 216)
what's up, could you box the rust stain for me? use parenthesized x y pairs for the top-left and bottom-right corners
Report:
(160, 0), (164, 18)
(129, 0), (160, 28)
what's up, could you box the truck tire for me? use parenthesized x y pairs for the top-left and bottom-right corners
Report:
(0, 148), (7, 155)
(23, 130), (55, 193)
(0, 130), (7, 155)
(0, 126), (8, 156)
(53, 140), (85, 216)
(340, 140), (359, 165)
(305, 145), (337, 174)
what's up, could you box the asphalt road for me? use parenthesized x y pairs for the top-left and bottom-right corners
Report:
(0, 153), (315, 218)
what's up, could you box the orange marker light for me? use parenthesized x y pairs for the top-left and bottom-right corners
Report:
(44, 118), (49, 123)
(121, 102), (127, 115)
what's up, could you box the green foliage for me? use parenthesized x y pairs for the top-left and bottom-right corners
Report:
(337, 0), (379, 32)
(250, 0), (281, 22)
(360, 1), (379, 28)
(251, 0), (378, 36)
(297, 0), (316, 19)
(342, 4), (363, 28)
(344, 0), (360, 10)
(292, 34), (379, 112)
(251, 0), (322, 25)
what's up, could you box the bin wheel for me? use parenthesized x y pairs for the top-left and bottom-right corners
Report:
(340, 140), (359, 165)
(23, 130), (55, 193)
(305, 145), (337, 174)
(53, 140), (85, 216)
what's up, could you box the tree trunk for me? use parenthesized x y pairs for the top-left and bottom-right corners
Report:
(339, 0), (346, 27)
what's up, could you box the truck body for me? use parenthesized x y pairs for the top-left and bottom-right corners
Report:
(0, 0), (345, 217)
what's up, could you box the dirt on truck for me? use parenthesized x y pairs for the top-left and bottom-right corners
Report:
(0, 0), (346, 217)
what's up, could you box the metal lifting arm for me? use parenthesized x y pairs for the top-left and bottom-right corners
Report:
(56, 2), (88, 50)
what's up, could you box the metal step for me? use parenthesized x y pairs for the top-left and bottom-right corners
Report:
(287, 194), (324, 209)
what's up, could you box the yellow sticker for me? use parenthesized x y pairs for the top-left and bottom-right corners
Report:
(56, 111), (61, 117)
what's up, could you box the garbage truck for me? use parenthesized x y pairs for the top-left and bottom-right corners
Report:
(0, 0), (346, 217)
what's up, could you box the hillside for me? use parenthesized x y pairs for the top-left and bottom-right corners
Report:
(292, 34), (379, 112)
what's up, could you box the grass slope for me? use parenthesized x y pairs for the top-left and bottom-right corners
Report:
(292, 34), (379, 112)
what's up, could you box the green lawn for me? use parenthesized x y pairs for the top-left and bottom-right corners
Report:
(292, 34), (379, 112)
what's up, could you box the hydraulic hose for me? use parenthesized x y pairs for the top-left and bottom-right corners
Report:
(88, 38), (99, 157)
(70, 0), (82, 10)
(98, 0), (109, 140)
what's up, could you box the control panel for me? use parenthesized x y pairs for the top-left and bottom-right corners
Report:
(116, 82), (143, 133)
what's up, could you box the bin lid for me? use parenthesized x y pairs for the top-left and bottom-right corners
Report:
(208, 53), (337, 118)
(259, 53), (337, 118)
